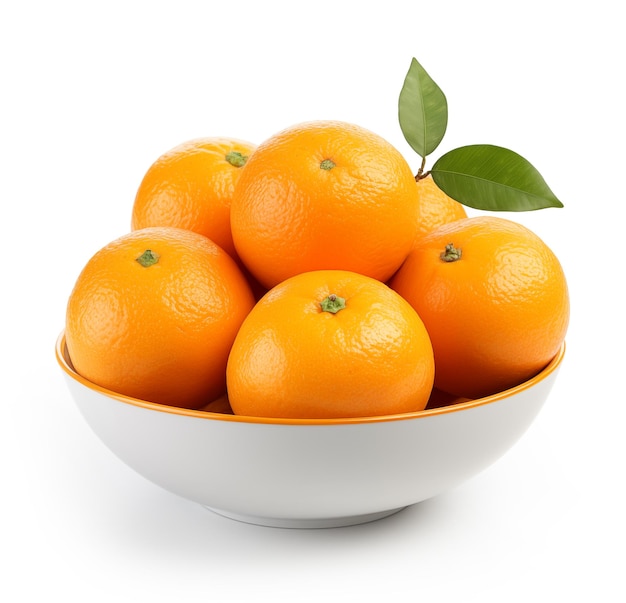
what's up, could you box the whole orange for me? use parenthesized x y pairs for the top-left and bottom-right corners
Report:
(230, 121), (420, 289)
(226, 270), (435, 419)
(389, 216), (569, 399)
(413, 175), (467, 243)
(65, 227), (256, 409)
(131, 137), (257, 259)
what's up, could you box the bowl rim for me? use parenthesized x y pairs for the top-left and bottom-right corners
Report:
(55, 330), (565, 426)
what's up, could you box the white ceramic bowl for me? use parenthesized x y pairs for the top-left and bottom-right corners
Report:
(56, 331), (565, 528)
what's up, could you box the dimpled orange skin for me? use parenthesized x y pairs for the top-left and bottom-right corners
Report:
(65, 227), (256, 409)
(230, 121), (420, 289)
(389, 216), (569, 399)
(413, 175), (468, 243)
(226, 270), (435, 419)
(131, 137), (257, 259)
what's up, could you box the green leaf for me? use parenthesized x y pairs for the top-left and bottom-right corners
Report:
(430, 144), (563, 211)
(398, 58), (448, 159)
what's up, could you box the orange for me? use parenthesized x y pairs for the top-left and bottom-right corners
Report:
(65, 226), (256, 409)
(202, 393), (234, 415)
(131, 137), (257, 259)
(230, 120), (420, 289)
(413, 174), (467, 243)
(226, 270), (435, 419)
(389, 216), (569, 399)
(426, 388), (471, 410)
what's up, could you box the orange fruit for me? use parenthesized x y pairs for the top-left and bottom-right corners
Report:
(131, 137), (257, 259)
(414, 175), (467, 242)
(426, 388), (471, 410)
(389, 216), (569, 399)
(230, 120), (420, 289)
(65, 226), (256, 409)
(201, 393), (234, 415)
(226, 270), (435, 419)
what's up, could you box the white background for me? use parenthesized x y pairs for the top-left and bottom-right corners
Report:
(2, 1), (624, 601)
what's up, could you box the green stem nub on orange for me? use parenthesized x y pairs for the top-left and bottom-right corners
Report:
(320, 293), (346, 314)
(226, 151), (248, 168)
(440, 243), (462, 263)
(136, 249), (160, 267)
(320, 159), (336, 171)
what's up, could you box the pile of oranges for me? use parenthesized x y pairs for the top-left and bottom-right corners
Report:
(64, 120), (569, 419)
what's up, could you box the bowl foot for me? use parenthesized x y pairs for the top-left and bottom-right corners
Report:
(204, 505), (408, 529)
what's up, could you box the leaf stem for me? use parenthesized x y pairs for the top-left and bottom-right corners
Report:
(415, 157), (431, 181)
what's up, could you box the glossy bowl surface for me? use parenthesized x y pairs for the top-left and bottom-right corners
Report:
(56, 331), (565, 528)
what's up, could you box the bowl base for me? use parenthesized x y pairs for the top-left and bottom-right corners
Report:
(204, 505), (408, 529)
